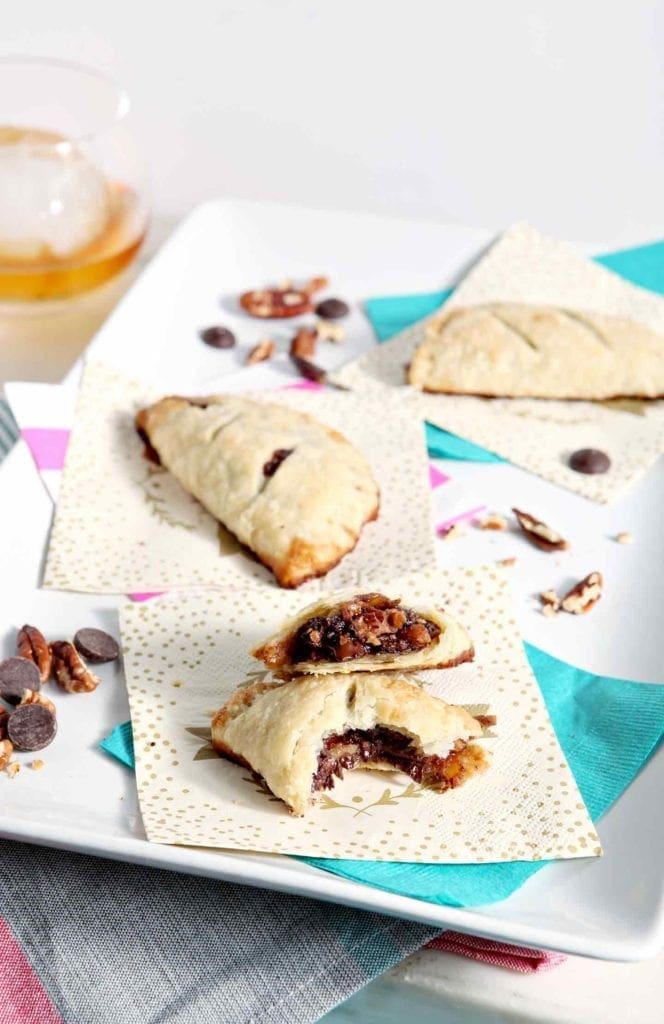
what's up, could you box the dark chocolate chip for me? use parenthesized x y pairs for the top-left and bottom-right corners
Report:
(74, 628), (120, 665)
(290, 354), (326, 383)
(199, 326), (236, 349)
(0, 657), (41, 705)
(569, 448), (611, 474)
(7, 703), (57, 751)
(315, 298), (350, 320)
(263, 448), (293, 477)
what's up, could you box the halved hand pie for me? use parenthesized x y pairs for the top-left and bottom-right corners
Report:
(407, 303), (664, 399)
(211, 673), (490, 815)
(136, 396), (379, 588)
(252, 592), (474, 676)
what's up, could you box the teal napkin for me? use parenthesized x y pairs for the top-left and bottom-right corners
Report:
(102, 643), (664, 908)
(365, 238), (664, 464)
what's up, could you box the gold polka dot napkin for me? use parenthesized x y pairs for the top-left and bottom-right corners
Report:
(42, 361), (434, 594)
(120, 566), (600, 863)
(332, 222), (664, 504)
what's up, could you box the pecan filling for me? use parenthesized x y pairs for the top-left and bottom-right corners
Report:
(312, 726), (482, 792)
(291, 593), (440, 664)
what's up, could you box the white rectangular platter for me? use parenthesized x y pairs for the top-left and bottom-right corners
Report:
(1, 200), (663, 960)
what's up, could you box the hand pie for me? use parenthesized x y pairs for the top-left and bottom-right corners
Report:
(136, 396), (379, 588)
(407, 303), (664, 400)
(211, 673), (490, 815)
(252, 591), (474, 676)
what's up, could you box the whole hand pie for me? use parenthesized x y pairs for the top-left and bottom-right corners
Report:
(252, 592), (474, 676)
(407, 303), (664, 399)
(136, 396), (379, 588)
(211, 673), (490, 815)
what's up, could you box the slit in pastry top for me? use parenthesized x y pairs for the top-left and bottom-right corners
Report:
(211, 672), (491, 815)
(252, 592), (474, 676)
(135, 395), (380, 588)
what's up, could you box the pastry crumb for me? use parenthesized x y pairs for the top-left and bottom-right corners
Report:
(439, 523), (465, 540)
(475, 513), (508, 531)
(541, 603), (559, 618)
(499, 556), (517, 567)
(172, 680), (183, 688)
(5, 762), (21, 778)
(615, 531), (634, 545)
(30, 759), (45, 771)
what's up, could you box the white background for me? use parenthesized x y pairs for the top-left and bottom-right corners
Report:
(3, 0), (664, 247)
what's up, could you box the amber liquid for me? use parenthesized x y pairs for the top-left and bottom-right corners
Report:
(0, 181), (147, 301)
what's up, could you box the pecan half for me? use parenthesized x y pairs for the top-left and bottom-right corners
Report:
(0, 738), (13, 770)
(19, 689), (57, 715)
(16, 624), (52, 683)
(290, 327), (318, 360)
(246, 338), (276, 365)
(513, 508), (569, 552)
(561, 572), (603, 614)
(50, 641), (100, 694)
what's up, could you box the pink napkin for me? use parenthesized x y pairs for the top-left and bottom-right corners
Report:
(427, 931), (567, 973)
(0, 918), (62, 1024)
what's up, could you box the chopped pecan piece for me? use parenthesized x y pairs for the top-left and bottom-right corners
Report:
(290, 327), (318, 359)
(16, 624), (52, 683)
(18, 689), (57, 715)
(316, 320), (346, 343)
(0, 738), (14, 770)
(513, 508), (569, 552)
(246, 338), (276, 365)
(50, 641), (100, 693)
(539, 589), (561, 615)
(290, 354), (326, 383)
(0, 708), (8, 739)
(560, 572), (603, 614)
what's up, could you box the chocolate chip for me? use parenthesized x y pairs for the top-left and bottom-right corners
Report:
(200, 326), (236, 348)
(290, 354), (326, 383)
(263, 448), (293, 477)
(0, 657), (41, 705)
(74, 628), (120, 664)
(315, 298), (350, 320)
(569, 448), (611, 474)
(7, 703), (57, 751)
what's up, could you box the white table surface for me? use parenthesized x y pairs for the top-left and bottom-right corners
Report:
(5, 211), (663, 1023)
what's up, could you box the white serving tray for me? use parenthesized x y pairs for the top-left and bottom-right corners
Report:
(1, 200), (663, 961)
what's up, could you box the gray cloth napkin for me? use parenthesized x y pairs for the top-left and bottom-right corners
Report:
(0, 840), (436, 1024)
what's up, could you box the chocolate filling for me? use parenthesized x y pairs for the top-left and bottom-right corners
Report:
(290, 593), (440, 665)
(263, 448), (293, 477)
(312, 726), (482, 792)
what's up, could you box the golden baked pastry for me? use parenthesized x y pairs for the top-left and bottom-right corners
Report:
(252, 591), (474, 676)
(211, 673), (490, 815)
(407, 303), (664, 399)
(136, 396), (379, 588)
